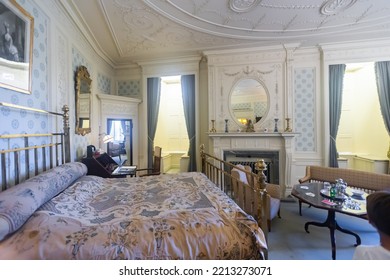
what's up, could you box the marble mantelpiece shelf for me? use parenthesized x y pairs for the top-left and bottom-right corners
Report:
(207, 132), (299, 138)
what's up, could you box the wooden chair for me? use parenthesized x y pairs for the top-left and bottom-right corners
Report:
(231, 164), (282, 232)
(137, 146), (162, 177)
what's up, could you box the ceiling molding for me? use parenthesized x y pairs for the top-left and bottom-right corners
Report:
(60, 0), (116, 67)
(62, 0), (390, 67)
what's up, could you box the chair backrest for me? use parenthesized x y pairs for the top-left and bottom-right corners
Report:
(152, 146), (162, 173)
(231, 164), (253, 185)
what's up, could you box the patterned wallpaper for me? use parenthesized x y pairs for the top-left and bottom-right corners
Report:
(253, 101), (267, 117)
(231, 102), (251, 110)
(0, 0), (48, 182)
(97, 72), (111, 94)
(231, 101), (267, 121)
(294, 67), (316, 152)
(117, 80), (140, 97)
(0, 1), (48, 132)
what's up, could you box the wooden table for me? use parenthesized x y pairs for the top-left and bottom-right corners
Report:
(291, 182), (368, 260)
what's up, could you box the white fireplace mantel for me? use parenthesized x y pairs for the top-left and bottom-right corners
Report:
(208, 132), (299, 196)
(208, 132), (297, 138)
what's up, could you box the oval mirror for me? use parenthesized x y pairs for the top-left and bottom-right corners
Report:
(75, 65), (92, 135)
(230, 78), (269, 127)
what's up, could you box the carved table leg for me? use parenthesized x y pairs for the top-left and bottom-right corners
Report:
(304, 210), (361, 260)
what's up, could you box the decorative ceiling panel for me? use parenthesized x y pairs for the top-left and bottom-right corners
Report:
(65, 0), (390, 66)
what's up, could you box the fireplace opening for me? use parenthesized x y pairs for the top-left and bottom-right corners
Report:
(224, 150), (279, 184)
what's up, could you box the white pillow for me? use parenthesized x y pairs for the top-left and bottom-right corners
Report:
(232, 164), (249, 184)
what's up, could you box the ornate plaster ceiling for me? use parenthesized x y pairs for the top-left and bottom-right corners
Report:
(63, 0), (390, 66)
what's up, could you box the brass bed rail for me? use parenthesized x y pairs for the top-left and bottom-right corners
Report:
(200, 144), (269, 241)
(0, 102), (70, 191)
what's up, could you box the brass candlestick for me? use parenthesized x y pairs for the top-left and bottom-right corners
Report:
(210, 120), (216, 132)
(285, 118), (292, 132)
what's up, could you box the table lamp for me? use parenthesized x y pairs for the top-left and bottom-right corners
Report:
(102, 134), (114, 143)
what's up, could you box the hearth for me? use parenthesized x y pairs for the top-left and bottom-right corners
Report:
(208, 132), (298, 196)
(224, 150), (279, 184)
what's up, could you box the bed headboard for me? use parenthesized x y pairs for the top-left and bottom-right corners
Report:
(0, 102), (70, 191)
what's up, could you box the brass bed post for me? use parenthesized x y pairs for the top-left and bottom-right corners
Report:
(13, 151), (19, 185)
(200, 144), (206, 174)
(255, 159), (269, 240)
(42, 146), (47, 171)
(62, 105), (71, 163)
(34, 148), (39, 176)
(24, 136), (30, 180)
(49, 146), (53, 170)
(1, 154), (5, 191)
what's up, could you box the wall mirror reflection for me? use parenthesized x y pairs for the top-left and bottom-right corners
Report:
(229, 78), (269, 127)
(106, 118), (133, 166)
(75, 65), (92, 135)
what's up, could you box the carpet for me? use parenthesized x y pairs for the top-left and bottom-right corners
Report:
(267, 199), (378, 260)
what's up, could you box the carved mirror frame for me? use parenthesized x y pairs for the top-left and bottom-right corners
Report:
(75, 65), (92, 136)
(229, 77), (269, 127)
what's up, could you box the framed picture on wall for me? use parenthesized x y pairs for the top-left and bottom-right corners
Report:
(0, 0), (34, 94)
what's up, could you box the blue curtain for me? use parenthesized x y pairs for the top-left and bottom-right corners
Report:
(329, 64), (346, 167)
(374, 61), (390, 134)
(107, 119), (113, 136)
(181, 74), (197, 171)
(146, 77), (161, 169)
(374, 61), (390, 164)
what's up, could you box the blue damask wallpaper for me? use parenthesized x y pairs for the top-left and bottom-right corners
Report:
(0, 0), (100, 173)
(294, 67), (316, 152)
(97, 72), (111, 95)
(0, 0), (49, 182)
(117, 80), (140, 97)
(0, 0), (48, 139)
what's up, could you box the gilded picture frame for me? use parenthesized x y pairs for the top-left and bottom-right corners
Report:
(0, 0), (34, 94)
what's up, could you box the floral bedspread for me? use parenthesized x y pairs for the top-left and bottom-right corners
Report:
(0, 172), (267, 260)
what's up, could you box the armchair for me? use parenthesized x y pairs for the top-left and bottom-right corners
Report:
(231, 164), (282, 232)
(136, 146), (162, 177)
(107, 142), (122, 160)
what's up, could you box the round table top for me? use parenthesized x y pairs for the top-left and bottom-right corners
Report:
(291, 182), (367, 216)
